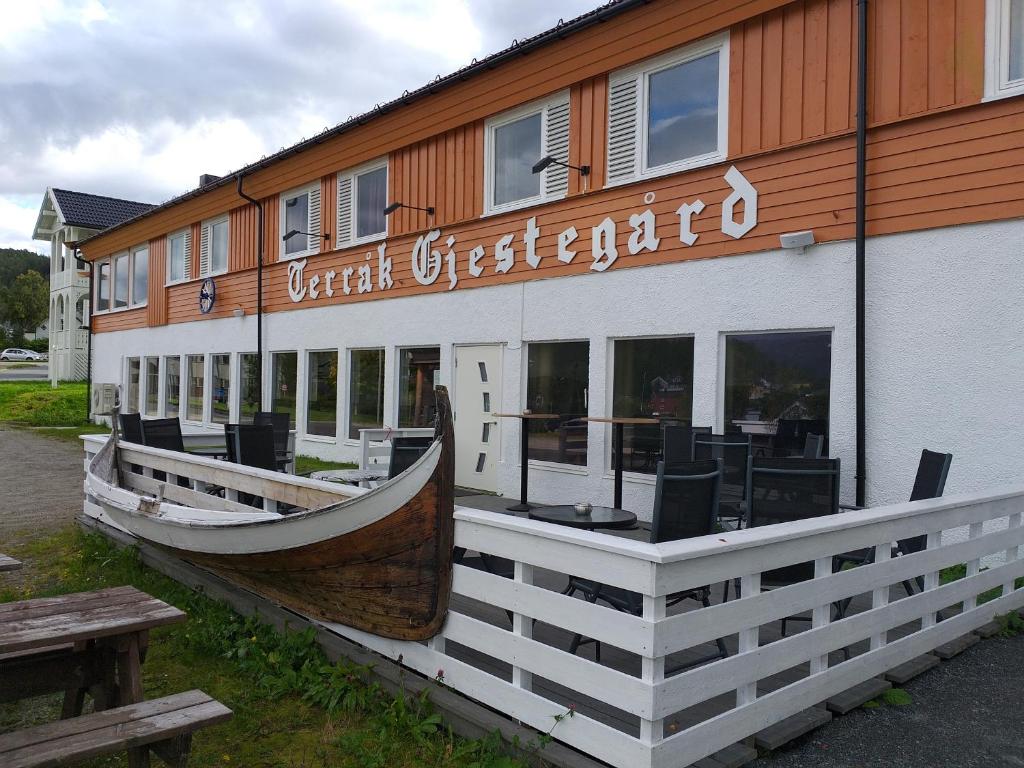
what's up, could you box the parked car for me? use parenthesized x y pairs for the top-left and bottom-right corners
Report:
(0, 348), (46, 362)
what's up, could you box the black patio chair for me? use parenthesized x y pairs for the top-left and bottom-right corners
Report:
(663, 425), (712, 465)
(233, 424), (279, 472)
(223, 423), (239, 464)
(118, 412), (144, 444)
(254, 411), (291, 470)
(387, 436), (434, 480)
(140, 417), (185, 452)
(692, 432), (751, 527)
(566, 460), (729, 667)
(802, 433), (825, 459)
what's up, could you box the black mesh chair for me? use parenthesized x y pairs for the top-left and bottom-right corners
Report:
(663, 425), (712, 465)
(567, 460), (729, 666)
(692, 433), (752, 527)
(254, 411), (291, 470)
(119, 412), (144, 444)
(774, 418), (829, 456)
(233, 424), (279, 472)
(140, 417), (185, 452)
(387, 436), (434, 480)
(802, 433), (825, 459)
(223, 424), (240, 464)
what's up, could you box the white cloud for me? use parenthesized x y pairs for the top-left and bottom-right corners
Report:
(0, 196), (47, 254)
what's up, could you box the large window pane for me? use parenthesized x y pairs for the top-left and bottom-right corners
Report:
(526, 341), (589, 466)
(306, 350), (338, 437)
(349, 349), (384, 440)
(132, 247), (148, 305)
(271, 352), (298, 428)
(113, 253), (129, 309)
(284, 192), (309, 256)
(164, 356), (180, 417)
(1011, 0), (1024, 82)
(169, 233), (186, 282)
(97, 261), (110, 311)
(211, 354), (231, 424)
(356, 166), (387, 239)
(144, 357), (159, 417)
(493, 112), (541, 207)
(646, 51), (720, 169)
(398, 347), (440, 428)
(239, 353), (261, 424)
(724, 331), (832, 456)
(126, 358), (140, 413)
(187, 354), (205, 422)
(211, 219), (228, 273)
(612, 337), (694, 473)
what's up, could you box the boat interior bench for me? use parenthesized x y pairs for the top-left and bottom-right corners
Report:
(0, 690), (232, 768)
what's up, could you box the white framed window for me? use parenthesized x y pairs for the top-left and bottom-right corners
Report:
(95, 259), (111, 313)
(166, 229), (192, 285)
(279, 182), (322, 260)
(986, 0), (1024, 100)
(484, 92), (570, 216)
(199, 215), (229, 277)
(337, 158), (387, 248)
(130, 244), (148, 307)
(606, 32), (729, 186)
(112, 252), (129, 310)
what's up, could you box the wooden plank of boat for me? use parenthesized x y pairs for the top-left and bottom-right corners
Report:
(86, 387), (456, 641)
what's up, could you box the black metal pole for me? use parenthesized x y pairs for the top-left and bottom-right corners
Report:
(85, 258), (93, 423)
(507, 417), (532, 512)
(236, 175), (265, 410)
(613, 422), (624, 509)
(855, 0), (869, 508)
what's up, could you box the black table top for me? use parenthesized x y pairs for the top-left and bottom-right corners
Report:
(529, 505), (638, 530)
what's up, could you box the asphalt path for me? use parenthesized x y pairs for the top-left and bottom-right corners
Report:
(0, 362), (48, 381)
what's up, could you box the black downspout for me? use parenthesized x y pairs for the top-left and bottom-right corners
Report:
(855, 0), (868, 507)
(85, 257), (93, 423)
(236, 175), (265, 411)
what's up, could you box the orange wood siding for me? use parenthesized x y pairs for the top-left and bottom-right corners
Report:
(229, 203), (258, 271)
(93, 308), (148, 333)
(264, 195), (279, 263)
(146, 236), (167, 326)
(569, 76), (608, 194)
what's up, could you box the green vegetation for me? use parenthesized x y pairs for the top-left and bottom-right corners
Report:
(996, 611), (1024, 637)
(295, 454), (358, 476)
(939, 563), (1024, 606)
(2, 528), (527, 767)
(0, 270), (48, 339)
(0, 381), (92, 427)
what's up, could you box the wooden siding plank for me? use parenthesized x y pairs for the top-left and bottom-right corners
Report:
(954, 0), (985, 104)
(760, 8), (784, 148)
(900, 0), (930, 116)
(824, 0), (853, 134)
(927, 0), (957, 110)
(729, 19), (746, 155)
(740, 18), (764, 155)
(873, 0), (902, 124)
(780, 3), (806, 145)
(802, 0), (828, 138)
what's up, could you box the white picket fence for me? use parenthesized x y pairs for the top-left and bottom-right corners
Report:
(81, 436), (1024, 768)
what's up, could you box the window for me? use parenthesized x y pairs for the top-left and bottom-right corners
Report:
(607, 34), (729, 185)
(96, 261), (110, 312)
(187, 354), (205, 422)
(484, 93), (570, 215)
(987, 0), (1024, 98)
(211, 354), (231, 424)
(349, 348), (384, 440)
(525, 341), (589, 466)
(167, 229), (191, 284)
(239, 353), (261, 424)
(113, 253), (129, 309)
(306, 350), (338, 438)
(200, 216), (228, 276)
(280, 183), (322, 260)
(724, 331), (832, 456)
(398, 347), (440, 428)
(612, 337), (694, 474)
(164, 356), (180, 417)
(271, 352), (298, 428)
(131, 246), (148, 306)
(126, 358), (140, 413)
(144, 357), (160, 417)
(337, 159), (387, 248)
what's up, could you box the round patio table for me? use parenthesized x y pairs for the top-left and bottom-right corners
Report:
(529, 505), (637, 530)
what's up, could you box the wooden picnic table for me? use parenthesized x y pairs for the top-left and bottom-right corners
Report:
(0, 585), (186, 717)
(0, 554), (22, 572)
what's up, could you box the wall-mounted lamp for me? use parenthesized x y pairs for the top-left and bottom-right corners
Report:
(779, 230), (816, 254)
(232, 307), (245, 319)
(283, 229), (330, 242)
(532, 155), (590, 177)
(383, 202), (435, 216)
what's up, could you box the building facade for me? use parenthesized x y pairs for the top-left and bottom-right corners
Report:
(33, 188), (153, 382)
(79, 0), (1024, 515)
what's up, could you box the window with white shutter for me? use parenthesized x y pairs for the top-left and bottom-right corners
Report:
(986, 0), (1024, 99)
(484, 91), (570, 215)
(606, 32), (729, 186)
(279, 183), (322, 260)
(166, 228), (191, 285)
(199, 215), (228, 276)
(337, 157), (387, 248)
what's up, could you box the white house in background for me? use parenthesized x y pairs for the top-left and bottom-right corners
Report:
(32, 188), (153, 382)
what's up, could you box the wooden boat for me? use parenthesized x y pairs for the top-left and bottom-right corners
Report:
(85, 386), (455, 641)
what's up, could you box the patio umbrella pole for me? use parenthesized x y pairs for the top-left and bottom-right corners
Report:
(855, 0), (868, 507)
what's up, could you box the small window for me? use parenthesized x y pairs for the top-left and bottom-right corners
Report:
(337, 159), (387, 248)
(271, 351), (298, 428)
(164, 356), (180, 417)
(211, 353), (231, 424)
(187, 354), (205, 422)
(484, 92), (570, 215)
(131, 246), (148, 306)
(96, 260), (110, 312)
(280, 183), (322, 260)
(126, 357), (140, 413)
(167, 230), (191, 284)
(144, 357), (160, 417)
(526, 341), (589, 466)
(112, 253), (129, 309)
(987, 0), (1024, 99)
(239, 353), (261, 424)
(306, 350), (338, 438)
(398, 347), (440, 428)
(607, 33), (729, 185)
(349, 348), (385, 440)
(200, 216), (229, 276)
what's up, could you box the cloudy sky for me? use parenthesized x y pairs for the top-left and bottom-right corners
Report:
(0, 0), (598, 254)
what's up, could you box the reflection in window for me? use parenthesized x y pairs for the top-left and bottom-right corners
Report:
(168, 232), (187, 282)
(126, 358), (140, 413)
(164, 356), (180, 417)
(724, 331), (832, 456)
(211, 354), (231, 424)
(239, 353), (261, 424)
(131, 247), (148, 305)
(284, 192), (309, 257)
(612, 337), (694, 473)
(349, 349), (384, 440)
(646, 51), (720, 170)
(1011, 0), (1023, 82)
(355, 166), (387, 240)
(493, 112), (541, 207)
(187, 354), (205, 422)
(307, 350), (338, 437)
(210, 219), (228, 273)
(398, 347), (440, 428)
(271, 352), (298, 428)
(113, 253), (129, 309)
(97, 261), (110, 311)
(144, 357), (159, 417)
(526, 341), (589, 466)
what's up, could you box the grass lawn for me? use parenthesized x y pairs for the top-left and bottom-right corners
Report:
(295, 454), (358, 475)
(1, 528), (525, 768)
(0, 381), (92, 427)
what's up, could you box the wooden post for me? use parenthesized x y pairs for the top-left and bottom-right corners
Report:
(922, 531), (941, 629)
(1005, 512), (1022, 598)
(736, 573), (760, 706)
(640, 594), (666, 746)
(511, 561), (534, 691)
(965, 522), (984, 610)
(870, 542), (891, 651)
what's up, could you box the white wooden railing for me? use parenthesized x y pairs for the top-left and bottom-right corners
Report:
(80, 435), (1024, 768)
(357, 427), (435, 471)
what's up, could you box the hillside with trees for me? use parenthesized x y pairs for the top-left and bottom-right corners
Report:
(1, 248), (50, 344)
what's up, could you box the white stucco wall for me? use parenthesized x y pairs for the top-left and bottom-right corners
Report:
(90, 217), (1024, 519)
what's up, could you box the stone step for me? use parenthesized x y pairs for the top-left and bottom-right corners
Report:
(933, 632), (980, 660)
(884, 653), (939, 684)
(973, 620), (1003, 639)
(754, 707), (832, 752)
(826, 677), (892, 715)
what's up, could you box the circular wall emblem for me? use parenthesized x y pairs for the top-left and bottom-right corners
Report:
(199, 277), (216, 314)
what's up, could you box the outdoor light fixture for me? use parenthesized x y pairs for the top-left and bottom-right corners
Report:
(779, 230), (816, 254)
(383, 202), (435, 216)
(232, 307), (245, 319)
(532, 155), (590, 177)
(282, 229), (330, 242)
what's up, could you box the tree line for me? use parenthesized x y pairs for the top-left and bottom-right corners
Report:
(1, 248), (50, 342)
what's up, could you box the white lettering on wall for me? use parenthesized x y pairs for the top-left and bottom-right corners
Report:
(324, 270), (336, 297)
(358, 262), (372, 293)
(342, 266), (354, 295)
(309, 273), (320, 299)
(591, 217), (618, 272)
(444, 236), (458, 290)
(676, 200), (705, 246)
(523, 217), (541, 268)
(558, 226), (578, 263)
(627, 208), (660, 255)
(377, 243), (393, 290)
(412, 229), (442, 285)
(494, 233), (514, 274)
(721, 165), (758, 239)
(468, 245), (485, 277)
(288, 259), (307, 302)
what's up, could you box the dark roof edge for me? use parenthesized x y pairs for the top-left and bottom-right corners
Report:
(81, 0), (648, 249)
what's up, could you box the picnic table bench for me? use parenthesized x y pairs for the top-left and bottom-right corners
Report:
(0, 553), (22, 571)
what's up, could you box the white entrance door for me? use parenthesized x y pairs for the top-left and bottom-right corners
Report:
(454, 345), (502, 492)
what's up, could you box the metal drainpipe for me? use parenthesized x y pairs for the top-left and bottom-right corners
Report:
(236, 175), (265, 411)
(85, 256), (93, 423)
(855, 0), (869, 507)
